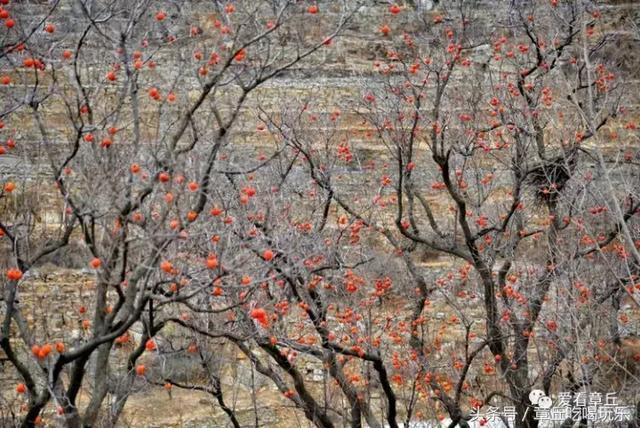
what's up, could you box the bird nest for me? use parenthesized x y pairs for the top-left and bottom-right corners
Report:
(525, 155), (574, 202)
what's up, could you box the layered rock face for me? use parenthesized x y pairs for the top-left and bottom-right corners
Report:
(1, 1), (639, 427)
(3, 1), (639, 159)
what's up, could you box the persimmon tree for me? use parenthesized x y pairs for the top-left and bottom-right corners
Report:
(0, 1), (638, 428)
(266, 0), (640, 427)
(0, 0), (360, 426)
